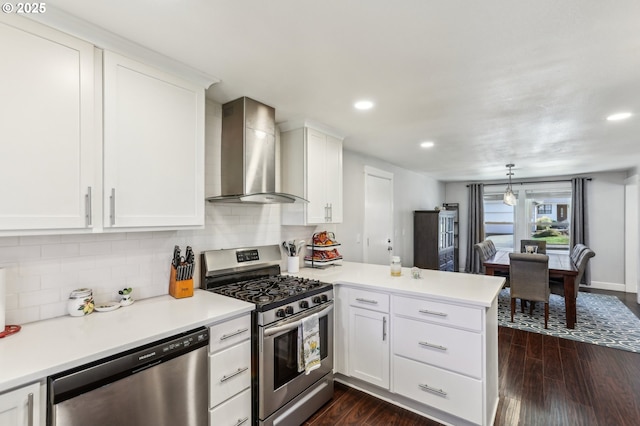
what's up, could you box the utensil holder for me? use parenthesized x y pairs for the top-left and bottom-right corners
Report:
(287, 256), (300, 274)
(169, 265), (194, 299)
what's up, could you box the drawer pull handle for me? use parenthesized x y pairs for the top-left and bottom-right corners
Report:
(418, 309), (448, 317)
(220, 328), (249, 341)
(382, 316), (387, 341)
(234, 417), (249, 426)
(356, 298), (378, 304)
(419, 341), (447, 351)
(220, 366), (249, 383)
(419, 383), (448, 397)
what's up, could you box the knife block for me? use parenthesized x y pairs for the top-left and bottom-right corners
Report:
(169, 265), (194, 299)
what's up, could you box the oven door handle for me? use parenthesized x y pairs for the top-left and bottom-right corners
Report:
(264, 302), (334, 337)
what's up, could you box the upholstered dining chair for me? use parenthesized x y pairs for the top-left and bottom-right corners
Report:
(550, 246), (596, 297)
(520, 239), (547, 254)
(474, 239), (497, 274)
(509, 253), (550, 328)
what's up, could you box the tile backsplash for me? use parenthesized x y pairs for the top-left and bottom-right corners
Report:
(0, 203), (305, 325)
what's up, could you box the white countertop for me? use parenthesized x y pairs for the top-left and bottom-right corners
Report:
(290, 262), (505, 308)
(0, 290), (254, 393)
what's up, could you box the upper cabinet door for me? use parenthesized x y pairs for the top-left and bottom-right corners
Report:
(324, 134), (343, 223)
(103, 51), (205, 229)
(0, 15), (96, 232)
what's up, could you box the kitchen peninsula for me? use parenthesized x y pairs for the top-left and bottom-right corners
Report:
(290, 262), (505, 426)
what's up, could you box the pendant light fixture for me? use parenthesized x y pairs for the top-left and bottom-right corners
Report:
(503, 163), (517, 206)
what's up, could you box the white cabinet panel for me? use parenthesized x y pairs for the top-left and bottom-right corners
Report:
(394, 355), (483, 424)
(209, 340), (251, 408)
(348, 288), (390, 313)
(208, 388), (251, 426)
(348, 307), (389, 389)
(0, 15), (96, 232)
(209, 314), (251, 354)
(103, 51), (204, 229)
(393, 316), (482, 378)
(281, 126), (343, 225)
(393, 295), (482, 331)
(0, 382), (40, 426)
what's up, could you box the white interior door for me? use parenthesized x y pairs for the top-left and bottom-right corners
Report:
(364, 166), (394, 265)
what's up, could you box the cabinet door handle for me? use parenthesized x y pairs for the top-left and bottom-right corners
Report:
(418, 309), (448, 317)
(220, 328), (249, 341)
(234, 417), (249, 426)
(220, 366), (249, 383)
(419, 341), (447, 351)
(419, 383), (448, 397)
(382, 316), (387, 341)
(328, 203), (332, 222)
(85, 186), (92, 227)
(355, 298), (378, 305)
(109, 188), (116, 226)
(27, 392), (34, 426)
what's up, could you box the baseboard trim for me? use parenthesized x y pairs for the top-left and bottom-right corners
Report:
(586, 281), (627, 292)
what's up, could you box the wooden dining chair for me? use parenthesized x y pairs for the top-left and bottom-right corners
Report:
(509, 253), (550, 328)
(520, 239), (547, 254)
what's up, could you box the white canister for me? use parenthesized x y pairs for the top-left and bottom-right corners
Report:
(67, 288), (94, 317)
(287, 256), (300, 274)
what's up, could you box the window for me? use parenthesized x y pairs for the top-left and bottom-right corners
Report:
(536, 204), (552, 215)
(483, 183), (571, 253)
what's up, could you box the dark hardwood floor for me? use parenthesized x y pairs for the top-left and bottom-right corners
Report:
(304, 289), (640, 426)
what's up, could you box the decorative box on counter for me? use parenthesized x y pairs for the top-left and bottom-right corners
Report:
(169, 245), (195, 298)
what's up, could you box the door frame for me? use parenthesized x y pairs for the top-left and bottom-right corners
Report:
(363, 166), (394, 263)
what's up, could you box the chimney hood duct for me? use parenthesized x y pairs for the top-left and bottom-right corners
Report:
(207, 97), (307, 204)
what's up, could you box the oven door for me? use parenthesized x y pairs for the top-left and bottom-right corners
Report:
(258, 302), (334, 421)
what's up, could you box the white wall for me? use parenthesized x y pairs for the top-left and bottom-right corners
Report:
(446, 171), (629, 291)
(337, 150), (445, 265)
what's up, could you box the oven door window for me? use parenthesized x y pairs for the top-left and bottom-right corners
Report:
(274, 316), (328, 389)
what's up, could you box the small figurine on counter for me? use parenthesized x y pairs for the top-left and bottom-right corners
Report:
(119, 287), (134, 306)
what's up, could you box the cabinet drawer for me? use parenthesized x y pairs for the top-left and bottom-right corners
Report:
(393, 316), (482, 378)
(394, 355), (482, 425)
(209, 340), (251, 408)
(209, 388), (251, 426)
(393, 295), (482, 331)
(209, 314), (251, 354)
(348, 288), (389, 313)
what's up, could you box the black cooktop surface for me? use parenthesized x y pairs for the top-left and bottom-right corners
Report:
(210, 275), (332, 310)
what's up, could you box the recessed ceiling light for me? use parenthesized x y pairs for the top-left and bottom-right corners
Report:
(354, 100), (374, 110)
(606, 112), (632, 121)
(420, 141), (435, 148)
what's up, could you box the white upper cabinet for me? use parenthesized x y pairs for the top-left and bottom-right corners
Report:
(0, 15), (97, 233)
(281, 126), (343, 225)
(103, 51), (205, 229)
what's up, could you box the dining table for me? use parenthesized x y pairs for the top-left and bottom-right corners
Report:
(483, 250), (579, 329)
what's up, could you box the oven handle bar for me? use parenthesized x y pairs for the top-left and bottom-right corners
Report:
(264, 303), (334, 337)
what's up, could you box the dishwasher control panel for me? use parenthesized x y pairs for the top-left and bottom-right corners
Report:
(133, 328), (209, 367)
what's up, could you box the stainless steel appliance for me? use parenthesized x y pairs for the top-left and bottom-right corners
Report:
(206, 97), (307, 204)
(201, 245), (334, 426)
(47, 327), (209, 426)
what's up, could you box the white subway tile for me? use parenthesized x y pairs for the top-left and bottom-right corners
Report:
(0, 245), (41, 262)
(0, 237), (20, 247)
(42, 243), (80, 259)
(6, 306), (40, 325)
(78, 241), (112, 256)
(20, 235), (62, 246)
(19, 288), (60, 307)
(20, 259), (61, 276)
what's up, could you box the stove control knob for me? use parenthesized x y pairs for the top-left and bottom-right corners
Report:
(320, 294), (328, 302)
(312, 296), (322, 304)
(276, 309), (286, 318)
(299, 300), (309, 308)
(285, 306), (294, 315)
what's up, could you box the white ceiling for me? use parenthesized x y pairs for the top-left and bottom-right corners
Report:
(47, 0), (640, 182)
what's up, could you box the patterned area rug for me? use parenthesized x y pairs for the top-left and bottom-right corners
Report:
(498, 289), (640, 353)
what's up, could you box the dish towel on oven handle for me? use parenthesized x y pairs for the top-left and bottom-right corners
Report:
(298, 313), (321, 375)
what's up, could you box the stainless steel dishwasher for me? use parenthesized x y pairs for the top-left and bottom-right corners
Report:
(47, 327), (209, 426)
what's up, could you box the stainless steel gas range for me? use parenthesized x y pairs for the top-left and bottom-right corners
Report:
(201, 245), (334, 426)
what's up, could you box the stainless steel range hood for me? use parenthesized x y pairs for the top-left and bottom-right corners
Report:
(207, 97), (307, 204)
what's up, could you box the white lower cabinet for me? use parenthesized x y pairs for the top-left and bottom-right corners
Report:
(208, 314), (252, 426)
(0, 382), (40, 426)
(348, 307), (389, 389)
(394, 355), (483, 424)
(337, 285), (498, 426)
(209, 388), (251, 426)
